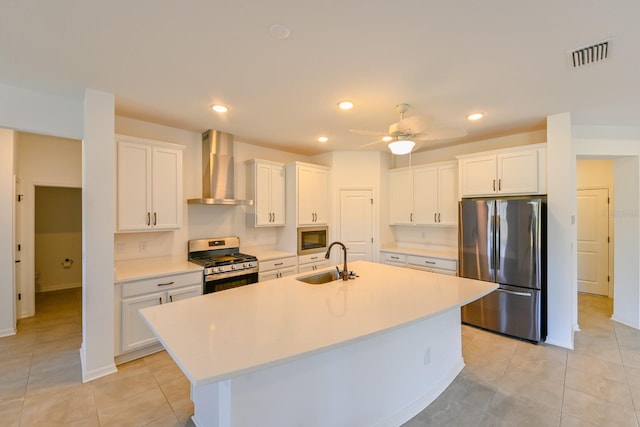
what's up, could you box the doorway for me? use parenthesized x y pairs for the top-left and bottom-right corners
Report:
(339, 189), (374, 261)
(576, 159), (614, 328)
(34, 186), (82, 294)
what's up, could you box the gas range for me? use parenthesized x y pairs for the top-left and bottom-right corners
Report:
(188, 237), (259, 293)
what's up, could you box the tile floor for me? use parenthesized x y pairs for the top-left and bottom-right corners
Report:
(0, 289), (639, 426)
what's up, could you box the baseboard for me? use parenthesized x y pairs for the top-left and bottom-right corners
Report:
(611, 314), (640, 329)
(0, 326), (17, 338)
(545, 335), (574, 350)
(375, 358), (465, 427)
(114, 343), (165, 365)
(80, 343), (118, 383)
(37, 282), (82, 293)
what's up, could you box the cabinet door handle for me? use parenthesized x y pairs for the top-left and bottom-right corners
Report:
(157, 281), (175, 287)
(274, 262), (284, 266)
(169, 295), (173, 303)
(434, 213), (437, 223)
(410, 213), (413, 223)
(153, 212), (157, 226)
(438, 213), (441, 223)
(493, 179), (496, 191)
(159, 297), (163, 304)
(498, 179), (501, 191)
(147, 212), (151, 226)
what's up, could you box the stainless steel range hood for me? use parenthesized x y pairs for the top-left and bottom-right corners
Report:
(187, 130), (253, 206)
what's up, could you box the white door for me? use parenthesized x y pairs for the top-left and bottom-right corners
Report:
(340, 190), (373, 262)
(577, 188), (609, 296)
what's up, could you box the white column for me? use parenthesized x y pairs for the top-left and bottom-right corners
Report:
(80, 89), (117, 382)
(546, 112), (576, 349)
(0, 129), (16, 336)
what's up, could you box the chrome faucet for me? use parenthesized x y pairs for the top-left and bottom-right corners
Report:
(325, 241), (349, 281)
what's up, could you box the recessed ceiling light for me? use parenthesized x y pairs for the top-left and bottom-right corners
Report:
(467, 112), (485, 121)
(382, 136), (393, 142)
(269, 24), (290, 40)
(211, 104), (229, 113)
(317, 136), (329, 143)
(337, 101), (354, 110)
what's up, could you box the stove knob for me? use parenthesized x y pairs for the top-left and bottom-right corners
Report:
(217, 267), (223, 273)
(243, 263), (247, 268)
(231, 264), (237, 270)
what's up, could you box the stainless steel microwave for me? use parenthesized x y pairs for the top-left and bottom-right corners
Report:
(297, 226), (328, 255)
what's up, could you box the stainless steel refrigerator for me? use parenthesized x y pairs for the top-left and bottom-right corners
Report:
(458, 197), (546, 342)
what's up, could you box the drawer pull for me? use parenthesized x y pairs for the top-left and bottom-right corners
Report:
(274, 262), (284, 266)
(157, 281), (175, 287)
(310, 256), (318, 260)
(390, 256), (400, 260)
(424, 261), (436, 265)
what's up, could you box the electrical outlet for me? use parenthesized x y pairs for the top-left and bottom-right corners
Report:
(116, 243), (126, 254)
(139, 242), (147, 252)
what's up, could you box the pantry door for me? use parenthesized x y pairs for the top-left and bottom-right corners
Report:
(577, 188), (610, 296)
(339, 189), (373, 262)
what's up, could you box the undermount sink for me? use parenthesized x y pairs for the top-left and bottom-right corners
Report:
(296, 270), (341, 285)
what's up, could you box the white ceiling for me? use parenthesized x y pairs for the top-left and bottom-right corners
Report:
(1, 1), (639, 155)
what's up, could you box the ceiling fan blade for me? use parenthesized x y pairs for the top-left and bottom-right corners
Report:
(395, 115), (433, 135)
(414, 127), (468, 141)
(349, 128), (387, 137)
(358, 139), (385, 148)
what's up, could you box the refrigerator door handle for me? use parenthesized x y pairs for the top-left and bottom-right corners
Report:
(495, 214), (500, 271)
(497, 288), (532, 297)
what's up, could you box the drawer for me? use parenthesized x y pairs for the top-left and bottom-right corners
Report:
(259, 256), (298, 272)
(406, 255), (456, 271)
(259, 266), (297, 282)
(381, 252), (407, 264)
(121, 271), (203, 298)
(298, 253), (326, 265)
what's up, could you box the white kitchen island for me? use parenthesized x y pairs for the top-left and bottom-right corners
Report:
(140, 260), (496, 427)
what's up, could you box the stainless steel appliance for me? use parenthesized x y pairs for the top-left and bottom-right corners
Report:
(297, 226), (328, 255)
(458, 197), (546, 342)
(188, 237), (258, 293)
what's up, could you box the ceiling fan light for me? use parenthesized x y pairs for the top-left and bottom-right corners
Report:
(382, 135), (393, 142)
(388, 139), (415, 155)
(467, 112), (485, 121)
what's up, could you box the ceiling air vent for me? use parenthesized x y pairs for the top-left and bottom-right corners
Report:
(568, 38), (613, 68)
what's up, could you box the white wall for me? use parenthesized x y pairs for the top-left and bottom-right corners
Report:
(546, 113), (576, 349)
(0, 85), (83, 338)
(81, 89), (117, 382)
(573, 125), (640, 329)
(16, 132), (82, 316)
(0, 129), (16, 337)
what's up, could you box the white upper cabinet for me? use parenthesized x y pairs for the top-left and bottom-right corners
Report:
(389, 161), (458, 226)
(458, 144), (547, 197)
(116, 135), (183, 232)
(291, 163), (329, 226)
(246, 159), (286, 227)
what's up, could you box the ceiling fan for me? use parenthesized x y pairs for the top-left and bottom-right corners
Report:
(350, 104), (468, 155)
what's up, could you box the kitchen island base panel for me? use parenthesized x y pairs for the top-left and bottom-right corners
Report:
(190, 307), (463, 427)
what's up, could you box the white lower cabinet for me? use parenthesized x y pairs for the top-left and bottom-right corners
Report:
(380, 251), (457, 276)
(298, 253), (330, 273)
(258, 256), (298, 281)
(117, 271), (202, 357)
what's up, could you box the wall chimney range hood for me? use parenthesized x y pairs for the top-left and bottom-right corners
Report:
(187, 130), (253, 206)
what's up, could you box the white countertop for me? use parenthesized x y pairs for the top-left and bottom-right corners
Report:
(140, 260), (496, 387)
(381, 245), (458, 260)
(114, 256), (202, 283)
(242, 246), (297, 261)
